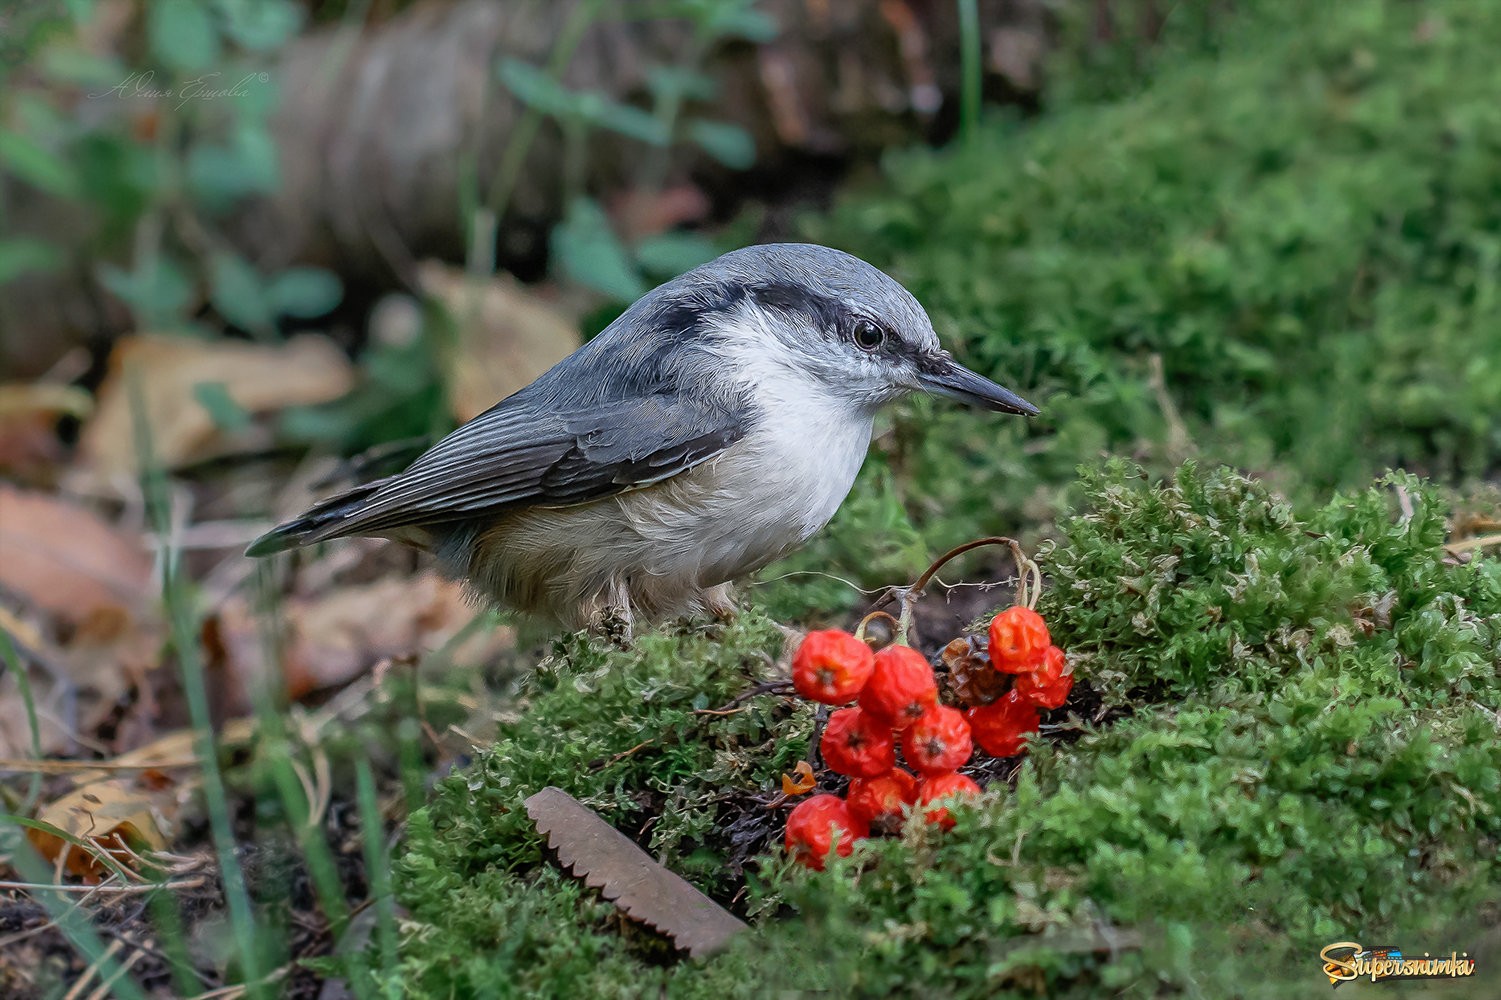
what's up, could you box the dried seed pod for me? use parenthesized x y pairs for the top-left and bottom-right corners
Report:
(943, 635), (1011, 708)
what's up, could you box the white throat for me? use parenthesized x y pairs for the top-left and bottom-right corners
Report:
(703, 309), (877, 539)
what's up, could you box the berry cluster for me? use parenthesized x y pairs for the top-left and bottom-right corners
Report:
(782, 606), (1073, 870)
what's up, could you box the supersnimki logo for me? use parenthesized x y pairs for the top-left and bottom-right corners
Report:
(1319, 942), (1476, 987)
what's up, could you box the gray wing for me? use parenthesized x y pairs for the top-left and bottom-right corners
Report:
(288, 390), (750, 545)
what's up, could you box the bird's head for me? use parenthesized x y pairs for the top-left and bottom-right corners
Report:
(675, 244), (1038, 418)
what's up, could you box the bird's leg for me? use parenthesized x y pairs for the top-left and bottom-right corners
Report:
(703, 583), (738, 622)
(592, 577), (634, 646)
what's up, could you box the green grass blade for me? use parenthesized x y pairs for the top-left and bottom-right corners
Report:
(128, 371), (267, 996)
(0, 629), (43, 813)
(355, 759), (398, 993)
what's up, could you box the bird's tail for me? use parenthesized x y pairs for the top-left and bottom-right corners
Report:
(244, 481), (386, 557)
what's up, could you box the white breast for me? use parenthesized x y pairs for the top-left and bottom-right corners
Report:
(614, 309), (875, 582)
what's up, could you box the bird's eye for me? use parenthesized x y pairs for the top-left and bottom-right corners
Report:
(852, 319), (885, 352)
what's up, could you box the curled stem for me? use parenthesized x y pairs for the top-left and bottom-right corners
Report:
(871, 536), (1043, 635)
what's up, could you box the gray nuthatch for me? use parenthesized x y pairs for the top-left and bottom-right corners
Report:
(247, 244), (1037, 631)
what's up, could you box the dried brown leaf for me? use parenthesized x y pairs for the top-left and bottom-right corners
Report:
(419, 263), (581, 423)
(944, 635), (1009, 708)
(77, 333), (355, 482)
(0, 485), (152, 623)
(207, 572), (514, 709)
(31, 776), (171, 880)
(781, 759), (815, 796)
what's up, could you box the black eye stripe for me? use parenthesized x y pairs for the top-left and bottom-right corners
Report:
(746, 282), (902, 354)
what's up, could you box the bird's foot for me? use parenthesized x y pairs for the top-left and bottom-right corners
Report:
(703, 583), (738, 622)
(591, 605), (634, 647)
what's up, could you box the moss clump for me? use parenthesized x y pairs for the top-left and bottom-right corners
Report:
(386, 464), (1501, 998)
(1040, 461), (1500, 705)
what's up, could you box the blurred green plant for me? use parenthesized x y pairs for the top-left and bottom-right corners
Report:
(0, 0), (342, 332)
(490, 0), (772, 303)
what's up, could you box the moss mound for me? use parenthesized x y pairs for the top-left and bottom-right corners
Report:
(386, 465), (1500, 998)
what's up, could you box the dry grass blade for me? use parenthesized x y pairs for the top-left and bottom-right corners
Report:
(1445, 532), (1501, 555)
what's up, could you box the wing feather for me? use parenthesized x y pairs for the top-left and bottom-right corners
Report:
(297, 389), (750, 543)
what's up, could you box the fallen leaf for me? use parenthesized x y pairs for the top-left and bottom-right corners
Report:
(0, 382), (91, 480)
(0, 492), (165, 756)
(207, 571), (514, 709)
(944, 635), (1009, 708)
(0, 484), (152, 623)
(419, 263), (581, 422)
(607, 185), (711, 242)
(30, 775), (171, 880)
(77, 333), (355, 483)
(21, 721), (255, 880)
(781, 759), (816, 796)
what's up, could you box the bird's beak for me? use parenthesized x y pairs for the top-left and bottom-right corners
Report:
(920, 357), (1039, 415)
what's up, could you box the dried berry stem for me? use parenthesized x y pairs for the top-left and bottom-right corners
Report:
(870, 536), (1043, 638)
(853, 610), (901, 647)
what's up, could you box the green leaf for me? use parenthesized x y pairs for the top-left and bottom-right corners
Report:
(209, 252), (272, 331)
(686, 119), (755, 169)
(706, 6), (778, 43)
(587, 98), (670, 146)
(266, 267), (342, 318)
(214, 0), (302, 50)
(498, 59), (669, 144)
(550, 197), (645, 302)
(646, 65), (719, 103)
(0, 238), (66, 284)
(497, 59), (581, 117)
(192, 381), (252, 432)
(40, 47), (125, 87)
(148, 0), (221, 73)
(0, 127), (81, 198)
(634, 232), (717, 278)
(98, 256), (194, 327)
(187, 121), (280, 209)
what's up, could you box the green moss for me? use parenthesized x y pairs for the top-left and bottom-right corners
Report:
(385, 465), (1501, 998)
(781, 0), (1501, 597)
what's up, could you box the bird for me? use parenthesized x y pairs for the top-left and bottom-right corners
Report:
(247, 243), (1038, 633)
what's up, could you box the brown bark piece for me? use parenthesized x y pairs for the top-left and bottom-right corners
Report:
(525, 785), (747, 957)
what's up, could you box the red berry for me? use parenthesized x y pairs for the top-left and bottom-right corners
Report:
(988, 606), (1051, 674)
(901, 704), (973, 775)
(846, 768), (918, 827)
(1015, 645), (1073, 709)
(859, 645), (939, 728)
(918, 772), (981, 830)
(967, 690), (1040, 757)
(784, 794), (867, 870)
(821, 707), (897, 777)
(792, 630), (875, 705)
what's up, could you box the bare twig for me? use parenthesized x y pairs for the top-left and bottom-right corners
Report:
(695, 680), (793, 715)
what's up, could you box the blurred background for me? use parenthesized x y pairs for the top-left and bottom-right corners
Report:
(1, 0), (1499, 995)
